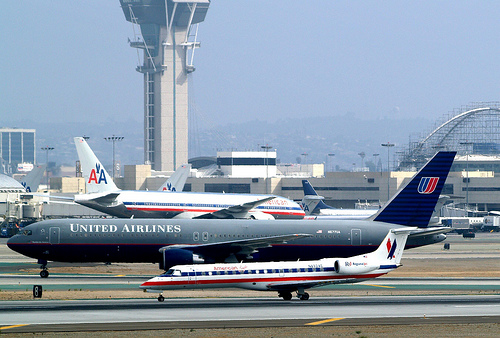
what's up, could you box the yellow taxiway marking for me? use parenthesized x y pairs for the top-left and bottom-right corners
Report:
(365, 284), (396, 288)
(306, 318), (345, 325)
(0, 324), (30, 331)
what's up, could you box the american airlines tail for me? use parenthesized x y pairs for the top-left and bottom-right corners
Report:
(370, 151), (456, 228)
(74, 137), (118, 194)
(20, 164), (46, 193)
(158, 163), (191, 192)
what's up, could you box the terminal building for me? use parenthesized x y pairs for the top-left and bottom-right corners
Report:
(0, 128), (36, 174)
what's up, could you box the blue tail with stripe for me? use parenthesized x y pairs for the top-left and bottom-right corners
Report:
(302, 180), (334, 210)
(371, 151), (456, 228)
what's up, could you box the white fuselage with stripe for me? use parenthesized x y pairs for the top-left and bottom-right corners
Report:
(141, 257), (395, 292)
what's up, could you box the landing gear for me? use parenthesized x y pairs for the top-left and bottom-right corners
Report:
(299, 292), (310, 301)
(157, 294), (165, 302)
(39, 260), (49, 278)
(279, 292), (293, 301)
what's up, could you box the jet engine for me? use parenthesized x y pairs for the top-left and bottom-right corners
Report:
(159, 248), (204, 270)
(248, 212), (275, 220)
(334, 259), (379, 274)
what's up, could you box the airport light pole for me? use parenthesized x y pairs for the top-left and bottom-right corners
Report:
(261, 145), (272, 194)
(301, 153), (308, 164)
(41, 146), (54, 191)
(104, 136), (124, 180)
(381, 142), (394, 201)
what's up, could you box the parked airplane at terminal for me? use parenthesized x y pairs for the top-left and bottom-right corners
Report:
(19, 164), (46, 193)
(301, 180), (378, 220)
(7, 152), (455, 278)
(74, 137), (303, 220)
(141, 227), (414, 301)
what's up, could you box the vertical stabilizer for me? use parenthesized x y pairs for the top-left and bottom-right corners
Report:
(74, 137), (118, 193)
(369, 228), (414, 265)
(301, 180), (335, 212)
(158, 163), (191, 192)
(20, 164), (46, 193)
(371, 151), (456, 227)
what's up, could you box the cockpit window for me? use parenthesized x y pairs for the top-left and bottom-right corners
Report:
(165, 269), (175, 275)
(22, 230), (32, 236)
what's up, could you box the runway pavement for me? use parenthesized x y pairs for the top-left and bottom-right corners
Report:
(1, 233), (499, 334)
(1, 295), (500, 333)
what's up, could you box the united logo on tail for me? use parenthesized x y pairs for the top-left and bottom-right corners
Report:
(418, 177), (439, 194)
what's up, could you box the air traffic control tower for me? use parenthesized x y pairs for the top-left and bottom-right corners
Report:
(119, 0), (210, 171)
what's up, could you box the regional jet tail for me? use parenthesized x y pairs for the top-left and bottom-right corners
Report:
(301, 179), (377, 219)
(141, 227), (414, 301)
(19, 164), (46, 193)
(370, 151), (456, 228)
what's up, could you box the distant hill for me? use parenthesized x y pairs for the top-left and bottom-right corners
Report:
(5, 115), (433, 172)
(189, 115), (433, 171)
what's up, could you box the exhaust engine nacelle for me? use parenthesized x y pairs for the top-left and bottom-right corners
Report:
(334, 259), (379, 274)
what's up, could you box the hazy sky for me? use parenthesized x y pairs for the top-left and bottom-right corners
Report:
(2, 1), (500, 128)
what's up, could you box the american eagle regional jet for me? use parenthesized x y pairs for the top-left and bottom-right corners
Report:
(142, 227), (414, 301)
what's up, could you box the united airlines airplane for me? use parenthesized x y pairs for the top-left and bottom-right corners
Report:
(142, 228), (414, 301)
(7, 152), (456, 278)
(73, 137), (304, 220)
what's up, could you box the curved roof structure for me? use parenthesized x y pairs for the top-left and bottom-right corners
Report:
(0, 174), (25, 193)
(398, 102), (500, 170)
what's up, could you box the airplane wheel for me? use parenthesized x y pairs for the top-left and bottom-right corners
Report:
(280, 292), (292, 301)
(158, 295), (165, 302)
(40, 270), (49, 278)
(300, 292), (309, 300)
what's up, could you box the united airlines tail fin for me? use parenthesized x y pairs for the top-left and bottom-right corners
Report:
(369, 228), (415, 265)
(158, 163), (191, 192)
(74, 137), (118, 194)
(370, 151), (456, 227)
(301, 180), (334, 212)
(20, 164), (46, 193)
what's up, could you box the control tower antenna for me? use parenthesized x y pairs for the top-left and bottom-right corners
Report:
(119, 0), (210, 171)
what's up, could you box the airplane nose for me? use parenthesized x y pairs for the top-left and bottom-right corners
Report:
(7, 234), (23, 251)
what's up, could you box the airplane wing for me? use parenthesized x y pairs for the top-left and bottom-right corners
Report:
(193, 196), (276, 219)
(160, 233), (311, 262)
